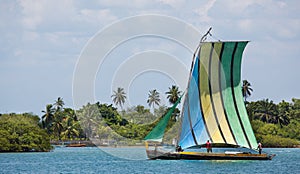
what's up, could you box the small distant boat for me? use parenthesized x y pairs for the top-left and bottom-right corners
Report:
(66, 143), (86, 147)
(144, 28), (275, 160)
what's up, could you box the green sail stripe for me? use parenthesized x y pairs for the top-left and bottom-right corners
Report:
(231, 42), (251, 148)
(218, 42), (238, 145)
(144, 95), (182, 142)
(220, 42), (248, 147)
(232, 42), (257, 149)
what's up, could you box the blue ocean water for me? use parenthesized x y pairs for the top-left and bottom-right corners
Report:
(0, 147), (299, 174)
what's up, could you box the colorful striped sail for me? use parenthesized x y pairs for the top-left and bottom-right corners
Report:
(179, 41), (257, 150)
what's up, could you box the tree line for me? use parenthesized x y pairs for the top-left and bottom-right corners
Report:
(242, 80), (300, 147)
(1, 81), (299, 152)
(39, 85), (181, 142)
(0, 85), (182, 151)
(246, 99), (300, 147)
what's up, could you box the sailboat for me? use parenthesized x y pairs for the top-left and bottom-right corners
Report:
(144, 28), (275, 160)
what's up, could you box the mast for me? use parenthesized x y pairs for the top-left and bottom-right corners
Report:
(192, 27), (212, 68)
(177, 27), (212, 146)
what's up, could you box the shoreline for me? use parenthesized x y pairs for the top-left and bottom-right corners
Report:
(50, 140), (300, 149)
(2, 145), (299, 153)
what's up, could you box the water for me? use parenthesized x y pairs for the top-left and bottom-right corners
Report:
(0, 147), (299, 174)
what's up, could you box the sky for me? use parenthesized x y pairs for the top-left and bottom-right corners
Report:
(1, 0), (300, 115)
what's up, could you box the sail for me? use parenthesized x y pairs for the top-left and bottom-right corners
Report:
(144, 95), (182, 142)
(179, 57), (209, 149)
(179, 41), (257, 149)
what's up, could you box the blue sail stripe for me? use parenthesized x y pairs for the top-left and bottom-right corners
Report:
(179, 57), (209, 148)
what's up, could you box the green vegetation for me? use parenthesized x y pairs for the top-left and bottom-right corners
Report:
(75, 102), (179, 145)
(1, 83), (300, 151)
(41, 97), (85, 141)
(247, 98), (300, 147)
(0, 113), (52, 152)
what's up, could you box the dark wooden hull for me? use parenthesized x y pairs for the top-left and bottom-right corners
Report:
(146, 150), (275, 160)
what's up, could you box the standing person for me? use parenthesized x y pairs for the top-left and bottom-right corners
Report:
(176, 145), (183, 152)
(258, 142), (262, 154)
(206, 140), (212, 153)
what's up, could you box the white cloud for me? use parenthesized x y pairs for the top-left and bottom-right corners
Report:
(157, 0), (185, 9)
(22, 31), (40, 41)
(19, 0), (44, 29)
(210, 0), (300, 40)
(1, 0), (300, 114)
(221, 0), (271, 15)
(277, 1), (287, 8)
(194, 0), (216, 22)
(277, 26), (295, 39)
(236, 18), (300, 40)
(218, 0), (290, 18)
(18, 0), (75, 30)
(96, 0), (153, 8)
(237, 19), (253, 33)
(277, 19), (300, 39)
(79, 9), (117, 25)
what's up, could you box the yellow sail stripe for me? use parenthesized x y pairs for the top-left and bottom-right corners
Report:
(199, 43), (223, 143)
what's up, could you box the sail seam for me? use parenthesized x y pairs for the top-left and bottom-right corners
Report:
(230, 42), (252, 148)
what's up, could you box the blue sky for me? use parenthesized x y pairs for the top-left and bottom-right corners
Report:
(1, 0), (299, 115)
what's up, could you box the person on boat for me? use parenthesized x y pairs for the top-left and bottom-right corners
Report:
(176, 145), (183, 152)
(206, 140), (212, 153)
(257, 142), (262, 154)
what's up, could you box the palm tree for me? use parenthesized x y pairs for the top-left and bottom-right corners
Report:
(51, 97), (65, 140)
(64, 108), (78, 121)
(242, 80), (253, 102)
(254, 99), (278, 123)
(277, 100), (291, 127)
(111, 87), (126, 109)
(135, 105), (150, 114)
(52, 112), (64, 140)
(54, 97), (65, 111)
(273, 114), (290, 128)
(41, 104), (55, 131)
(147, 89), (160, 109)
(61, 116), (79, 140)
(77, 103), (100, 138)
(165, 85), (181, 105)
